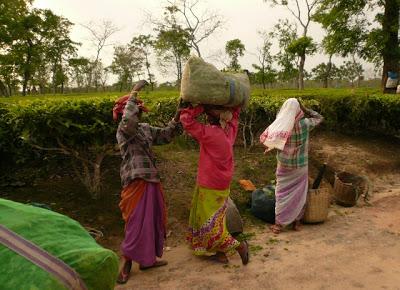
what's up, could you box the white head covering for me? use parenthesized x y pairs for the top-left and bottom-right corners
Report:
(259, 98), (304, 150)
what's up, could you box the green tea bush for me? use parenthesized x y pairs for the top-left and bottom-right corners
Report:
(1, 88), (399, 196)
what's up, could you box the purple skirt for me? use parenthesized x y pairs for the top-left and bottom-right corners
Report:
(121, 182), (166, 267)
(275, 165), (308, 226)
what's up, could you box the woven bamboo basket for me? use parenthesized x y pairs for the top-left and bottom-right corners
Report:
(333, 172), (367, 207)
(303, 187), (330, 223)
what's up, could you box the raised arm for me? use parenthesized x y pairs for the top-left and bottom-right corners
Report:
(298, 99), (323, 130)
(149, 119), (180, 145)
(118, 97), (140, 137)
(304, 108), (324, 130)
(179, 105), (206, 142)
(118, 80), (148, 137)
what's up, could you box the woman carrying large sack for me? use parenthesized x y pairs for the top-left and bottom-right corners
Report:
(113, 80), (181, 284)
(180, 103), (249, 265)
(260, 98), (323, 234)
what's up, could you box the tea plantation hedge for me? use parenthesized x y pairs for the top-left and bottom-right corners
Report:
(0, 89), (400, 174)
(1, 88), (399, 167)
(1, 88), (399, 196)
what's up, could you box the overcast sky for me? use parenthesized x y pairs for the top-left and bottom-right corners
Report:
(33, 0), (378, 82)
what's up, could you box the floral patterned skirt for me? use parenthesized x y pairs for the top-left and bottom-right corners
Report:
(187, 185), (240, 256)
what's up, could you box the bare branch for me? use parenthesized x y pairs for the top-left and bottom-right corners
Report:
(30, 143), (69, 155)
(81, 20), (120, 63)
(162, 0), (224, 57)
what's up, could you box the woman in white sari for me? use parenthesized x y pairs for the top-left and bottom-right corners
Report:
(260, 98), (323, 234)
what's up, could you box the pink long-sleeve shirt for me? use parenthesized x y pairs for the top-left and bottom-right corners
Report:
(180, 105), (240, 190)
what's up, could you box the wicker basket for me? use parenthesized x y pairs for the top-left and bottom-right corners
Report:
(303, 188), (330, 223)
(303, 187), (330, 223)
(333, 172), (367, 207)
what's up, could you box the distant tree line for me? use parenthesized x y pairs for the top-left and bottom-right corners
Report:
(0, 0), (398, 96)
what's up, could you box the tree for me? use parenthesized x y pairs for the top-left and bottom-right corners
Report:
(0, 0), (31, 48)
(339, 58), (364, 88)
(12, 9), (47, 95)
(311, 59), (338, 88)
(82, 20), (119, 91)
(154, 24), (191, 85)
(110, 45), (143, 92)
(265, 0), (321, 89)
(0, 0), (31, 96)
(43, 10), (78, 94)
(68, 57), (91, 90)
(96, 62), (110, 92)
(286, 36), (317, 84)
(225, 39), (245, 72)
(1, 7), (77, 96)
(32, 60), (50, 94)
(0, 54), (20, 96)
(163, 0), (224, 57)
(314, 0), (400, 92)
(273, 20), (298, 85)
(130, 35), (156, 90)
(252, 31), (276, 89)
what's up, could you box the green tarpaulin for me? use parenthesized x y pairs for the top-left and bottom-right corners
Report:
(0, 198), (119, 290)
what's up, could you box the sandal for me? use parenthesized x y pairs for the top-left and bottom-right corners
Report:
(237, 241), (249, 265)
(139, 260), (168, 270)
(117, 260), (132, 284)
(270, 224), (283, 234)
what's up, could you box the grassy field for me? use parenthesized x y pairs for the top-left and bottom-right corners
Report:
(0, 87), (384, 104)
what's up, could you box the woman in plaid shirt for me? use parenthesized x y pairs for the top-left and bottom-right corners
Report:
(114, 80), (182, 284)
(260, 98), (323, 234)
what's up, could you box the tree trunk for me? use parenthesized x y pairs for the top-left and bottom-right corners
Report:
(299, 53), (306, 90)
(7, 83), (12, 96)
(324, 55), (333, 88)
(71, 154), (105, 199)
(262, 66), (266, 90)
(0, 80), (8, 97)
(381, 0), (400, 93)
(193, 42), (201, 58)
(145, 55), (154, 91)
(23, 41), (34, 96)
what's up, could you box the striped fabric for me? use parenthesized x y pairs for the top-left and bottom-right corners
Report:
(275, 165), (308, 226)
(277, 109), (323, 168)
(0, 225), (87, 290)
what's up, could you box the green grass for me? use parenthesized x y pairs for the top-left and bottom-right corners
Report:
(0, 87), (384, 104)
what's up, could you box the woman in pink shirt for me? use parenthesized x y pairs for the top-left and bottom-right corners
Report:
(180, 104), (249, 265)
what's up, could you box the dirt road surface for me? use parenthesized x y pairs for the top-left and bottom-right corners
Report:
(116, 133), (400, 290)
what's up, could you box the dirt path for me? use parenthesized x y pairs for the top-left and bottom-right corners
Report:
(116, 189), (400, 290)
(116, 132), (400, 290)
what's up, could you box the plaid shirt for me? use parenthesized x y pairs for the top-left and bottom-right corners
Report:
(277, 109), (323, 168)
(116, 97), (179, 188)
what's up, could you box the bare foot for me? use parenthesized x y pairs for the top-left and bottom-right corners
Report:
(293, 220), (301, 231)
(117, 258), (132, 284)
(270, 224), (283, 234)
(211, 252), (229, 264)
(139, 260), (168, 270)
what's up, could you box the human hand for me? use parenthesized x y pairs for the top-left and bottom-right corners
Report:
(264, 146), (273, 155)
(178, 98), (191, 109)
(298, 98), (308, 113)
(174, 99), (189, 121)
(131, 80), (149, 95)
